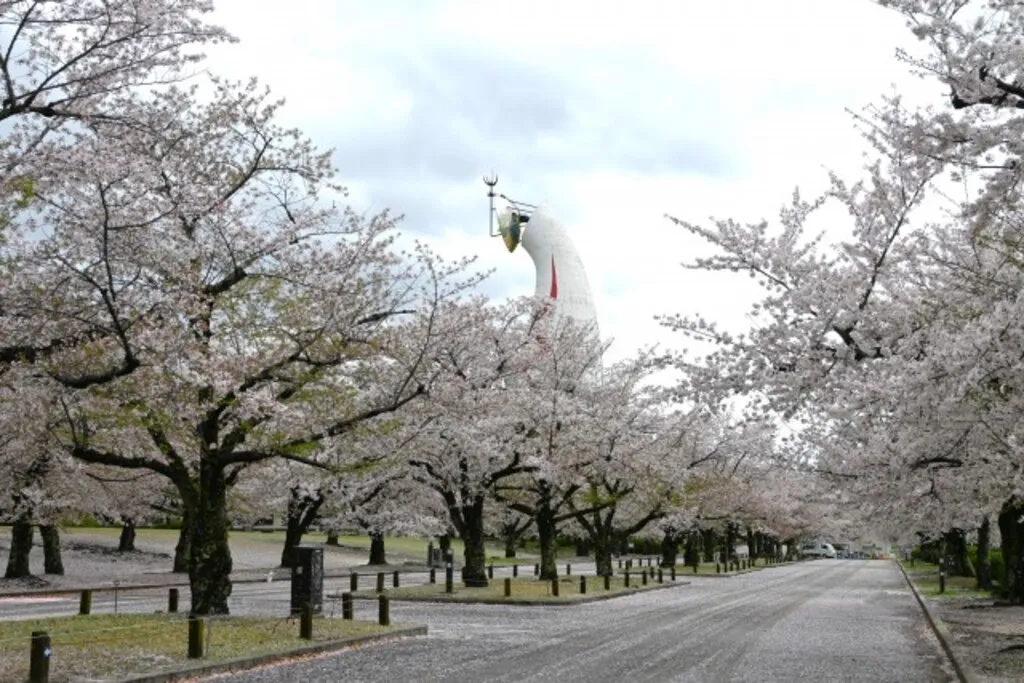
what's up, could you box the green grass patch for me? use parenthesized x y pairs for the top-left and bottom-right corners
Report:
(898, 559), (997, 599)
(355, 575), (679, 604)
(0, 613), (397, 682)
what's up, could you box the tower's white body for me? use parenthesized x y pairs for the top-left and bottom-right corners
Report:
(502, 206), (599, 332)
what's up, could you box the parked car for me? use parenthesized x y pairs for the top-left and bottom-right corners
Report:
(800, 541), (838, 559)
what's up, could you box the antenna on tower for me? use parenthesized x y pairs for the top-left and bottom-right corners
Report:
(483, 172), (499, 237)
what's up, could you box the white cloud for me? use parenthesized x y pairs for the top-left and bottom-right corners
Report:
(205, 0), (939, 363)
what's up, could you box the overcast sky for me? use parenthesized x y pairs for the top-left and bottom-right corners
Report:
(205, 0), (936, 363)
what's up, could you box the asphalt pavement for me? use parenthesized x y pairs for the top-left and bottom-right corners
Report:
(204, 560), (955, 683)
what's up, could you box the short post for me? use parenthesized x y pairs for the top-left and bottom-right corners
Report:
(618, 558), (623, 569)
(393, 570), (400, 588)
(624, 571), (630, 587)
(671, 566), (676, 581)
(188, 617), (205, 659)
(29, 631), (51, 683)
(504, 577), (512, 597)
(648, 557), (653, 567)
(551, 578), (559, 597)
(378, 595), (390, 626)
(604, 574), (611, 590)
(939, 559), (946, 594)
(350, 573), (358, 592)
(513, 564), (518, 578)
(300, 602), (314, 640)
(376, 572), (385, 593)
(79, 590), (92, 616)
(445, 564), (454, 593)
(487, 564), (494, 579)
(658, 568), (663, 584)
(429, 567), (436, 584)
(168, 588), (179, 613)
(566, 563), (571, 576)
(642, 570), (648, 586)
(693, 564), (698, 574)
(580, 576), (587, 594)
(534, 563), (539, 576)
(716, 562), (721, 574)
(341, 592), (353, 620)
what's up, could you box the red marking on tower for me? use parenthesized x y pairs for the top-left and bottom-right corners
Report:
(549, 256), (558, 299)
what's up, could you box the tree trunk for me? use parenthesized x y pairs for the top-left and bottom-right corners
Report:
(504, 534), (517, 558)
(173, 506), (192, 573)
(977, 517), (992, 591)
(326, 531), (339, 546)
(943, 528), (973, 577)
(118, 519), (137, 552)
(999, 497), (1024, 603)
(661, 530), (679, 568)
(369, 532), (386, 565)
(188, 462), (233, 615)
(460, 498), (488, 587)
(40, 525), (63, 575)
(725, 523), (737, 563)
(4, 520), (34, 579)
(439, 534), (451, 555)
(280, 488), (325, 568)
(593, 530), (615, 577)
(684, 530), (700, 567)
(536, 500), (558, 581)
(575, 539), (590, 557)
(702, 528), (715, 563)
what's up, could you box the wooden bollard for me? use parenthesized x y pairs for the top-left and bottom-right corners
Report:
(29, 631), (51, 683)
(642, 570), (648, 586)
(168, 588), (179, 613)
(604, 574), (611, 590)
(300, 602), (314, 640)
(429, 568), (436, 584)
(658, 568), (663, 583)
(350, 573), (358, 592)
(341, 592), (353, 620)
(624, 571), (630, 587)
(504, 577), (512, 597)
(188, 617), (205, 659)
(551, 578), (559, 597)
(580, 576), (587, 594)
(378, 595), (390, 626)
(376, 572), (385, 593)
(393, 570), (400, 588)
(445, 565), (454, 593)
(79, 589), (92, 616)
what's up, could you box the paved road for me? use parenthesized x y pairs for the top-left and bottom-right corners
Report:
(212, 560), (953, 683)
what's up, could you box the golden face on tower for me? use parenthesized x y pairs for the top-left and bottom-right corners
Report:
(497, 209), (525, 253)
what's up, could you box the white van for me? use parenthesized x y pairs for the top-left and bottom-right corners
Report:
(800, 541), (837, 559)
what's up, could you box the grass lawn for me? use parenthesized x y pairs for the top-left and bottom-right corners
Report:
(898, 559), (997, 599)
(352, 575), (681, 604)
(0, 613), (397, 682)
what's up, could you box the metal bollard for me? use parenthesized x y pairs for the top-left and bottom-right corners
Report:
(566, 563), (571, 576)
(350, 573), (358, 592)
(445, 564), (454, 593)
(168, 588), (179, 613)
(504, 577), (512, 597)
(393, 570), (400, 588)
(188, 617), (205, 659)
(513, 564), (518, 577)
(430, 567), (436, 584)
(580, 576), (587, 594)
(378, 595), (390, 626)
(376, 572), (385, 593)
(341, 592), (353, 620)
(487, 564), (494, 579)
(29, 631), (51, 683)
(79, 590), (92, 616)
(300, 602), (314, 640)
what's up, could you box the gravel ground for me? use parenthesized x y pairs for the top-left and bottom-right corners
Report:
(929, 596), (1024, 682)
(210, 560), (953, 683)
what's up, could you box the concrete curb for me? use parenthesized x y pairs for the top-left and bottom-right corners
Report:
(895, 560), (978, 683)
(345, 580), (690, 606)
(111, 625), (428, 683)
